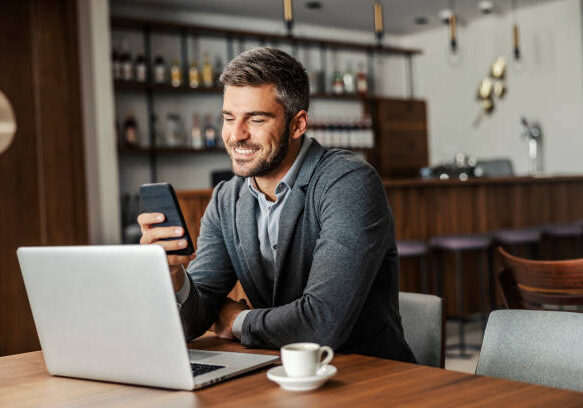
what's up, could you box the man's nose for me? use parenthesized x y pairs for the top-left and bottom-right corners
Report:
(230, 120), (249, 142)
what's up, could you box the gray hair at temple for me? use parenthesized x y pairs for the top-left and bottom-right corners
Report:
(219, 47), (310, 121)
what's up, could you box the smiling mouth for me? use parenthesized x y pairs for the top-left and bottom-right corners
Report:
(234, 148), (257, 155)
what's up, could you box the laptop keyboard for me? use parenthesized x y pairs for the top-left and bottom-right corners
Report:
(190, 362), (226, 377)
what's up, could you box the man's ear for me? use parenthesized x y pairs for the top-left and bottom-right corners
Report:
(289, 110), (308, 141)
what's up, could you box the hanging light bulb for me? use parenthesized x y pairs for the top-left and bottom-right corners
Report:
(440, 1), (461, 67)
(283, 0), (293, 35)
(448, 0), (458, 54)
(373, 2), (384, 44)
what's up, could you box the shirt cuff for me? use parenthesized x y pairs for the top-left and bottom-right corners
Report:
(232, 309), (251, 340)
(175, 265), (191, 306)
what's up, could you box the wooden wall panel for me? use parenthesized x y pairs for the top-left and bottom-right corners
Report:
(0, 0), (87, 356)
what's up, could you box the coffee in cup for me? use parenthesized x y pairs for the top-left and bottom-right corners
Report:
(280, 342), (334, 377)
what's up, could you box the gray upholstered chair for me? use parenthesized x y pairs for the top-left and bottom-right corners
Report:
(476, 310), (583, 392)
(398, 292), (444, 368)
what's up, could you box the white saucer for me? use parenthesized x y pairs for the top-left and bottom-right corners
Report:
(266, 365), (337, 391)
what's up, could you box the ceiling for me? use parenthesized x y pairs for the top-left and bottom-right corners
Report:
(111, 0), (563, 34)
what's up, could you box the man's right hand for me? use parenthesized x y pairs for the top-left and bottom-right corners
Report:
(137, 212), (195, 292)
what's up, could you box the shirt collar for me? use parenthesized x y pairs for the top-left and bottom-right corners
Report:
(247, 136), (312, 199)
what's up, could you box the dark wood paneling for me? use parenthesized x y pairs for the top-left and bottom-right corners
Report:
(176, 176), (583, 317)
(374, 99), (428, 178)
(0, 0), (87, 356)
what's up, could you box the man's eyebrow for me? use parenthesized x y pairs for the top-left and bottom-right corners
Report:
(245, 111), (276, 118)
(221, 110), (276, 118)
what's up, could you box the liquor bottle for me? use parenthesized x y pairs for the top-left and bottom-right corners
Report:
(153, 54), (167, 84)
(343, 64), (355, 94)
(112, 40), (122, 80)
(332, 69), (344, 94)
(202, 52), (214, 88)
(123, 112), (138, 146)
(203, 114), (217, 148)
(356, 63), (368, 96)
(170, 60), (182, 87)
(134, 53), (147, 82)
(165, 113), (183, 146)
(190, 113), (204, 149)
(188, 60), (200, 88)
(120, 39), (133, 81)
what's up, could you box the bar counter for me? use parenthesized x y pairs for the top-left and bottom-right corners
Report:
(176, 175), (583, 314)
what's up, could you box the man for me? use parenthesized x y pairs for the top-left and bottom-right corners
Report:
(139, 47), (415, 362)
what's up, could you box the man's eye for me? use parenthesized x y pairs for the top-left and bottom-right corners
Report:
(250, 119), (265, 124)
(223, 117), (234, 122)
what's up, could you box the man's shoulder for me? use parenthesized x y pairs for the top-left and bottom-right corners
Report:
(311, 147), (379, 187)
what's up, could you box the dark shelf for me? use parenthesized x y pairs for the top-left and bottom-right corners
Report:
(118, 144), (373, 155)
(114, 80), (222, 94)
(111, 17), (422, 56)
(115, 80), (374, 101)
(118, 145), (226, 154)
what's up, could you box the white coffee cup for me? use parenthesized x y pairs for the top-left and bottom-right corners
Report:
(280, 342), (334, 377)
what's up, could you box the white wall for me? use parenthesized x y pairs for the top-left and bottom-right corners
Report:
(400, 0), (583, 175)
(78, 0), (121, 244)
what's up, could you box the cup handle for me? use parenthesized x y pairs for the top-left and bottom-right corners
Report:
(318, 346), (334, 371)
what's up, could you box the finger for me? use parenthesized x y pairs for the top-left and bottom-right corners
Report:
(149, 239), (189, 253)
(147, 226), (185, 242)
(137, 213), (165, 228)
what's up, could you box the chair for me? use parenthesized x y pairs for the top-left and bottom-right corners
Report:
(398, 292), (444, 368)
(476, 309), (583, 392)
(497, 247), (583, 310)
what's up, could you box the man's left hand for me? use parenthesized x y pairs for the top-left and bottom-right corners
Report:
(210, 298), (249, 339)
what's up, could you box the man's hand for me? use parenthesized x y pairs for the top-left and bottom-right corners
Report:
(210, 298), (250, 339)
(137, 212), (196, 292)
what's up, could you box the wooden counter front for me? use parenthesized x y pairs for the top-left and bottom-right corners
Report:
(178, 175), (583, 243)
(176, 175), (583, 313)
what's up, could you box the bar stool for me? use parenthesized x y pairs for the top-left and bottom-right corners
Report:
(397, 240), (429, 293)
(429, 234), (492, 358)
(541, 222), (583, 260)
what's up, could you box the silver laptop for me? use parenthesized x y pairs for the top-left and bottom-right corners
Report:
(17, 245), (278, 390)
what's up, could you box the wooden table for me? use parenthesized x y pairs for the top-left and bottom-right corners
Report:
(2, 336), (583, 407)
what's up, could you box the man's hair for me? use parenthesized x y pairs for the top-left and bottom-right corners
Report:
(219, 47), (310, 121)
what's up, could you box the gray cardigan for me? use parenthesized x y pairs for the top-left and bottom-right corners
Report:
(181, 140), (415, 362)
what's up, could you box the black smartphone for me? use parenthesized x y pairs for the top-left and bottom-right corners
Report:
(139, 182), (195, 255)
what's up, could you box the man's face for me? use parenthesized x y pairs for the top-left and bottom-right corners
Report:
(221, 84), (290, 178)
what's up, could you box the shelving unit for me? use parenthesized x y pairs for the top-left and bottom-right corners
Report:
(111, 16), (426, 188)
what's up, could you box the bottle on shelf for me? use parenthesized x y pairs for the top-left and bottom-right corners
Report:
(202, 52), (214, 88)
(120, 39), (133, 81)
(134, 53), (147, 82)
(165, 113), (184, 146)
(356, 63), (368, 96)
(153, 54), (167, 84)
(170, 60), (182, 87)
(343, 63), (355, 94)
(203, 113), (217, 148)
(189, 60), (200, 88)
(122, 112), (139, 146)
(332, 69), (344, 94)
(112, 39), (122, 81)
(190, 113), (204, 149)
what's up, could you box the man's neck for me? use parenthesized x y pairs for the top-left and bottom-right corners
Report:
(254, 138), (302, 202)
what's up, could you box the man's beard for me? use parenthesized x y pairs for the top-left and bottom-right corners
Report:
(228, 127), (290, 178)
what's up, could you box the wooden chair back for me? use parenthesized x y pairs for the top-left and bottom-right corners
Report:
(497, 247), (583, 310)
